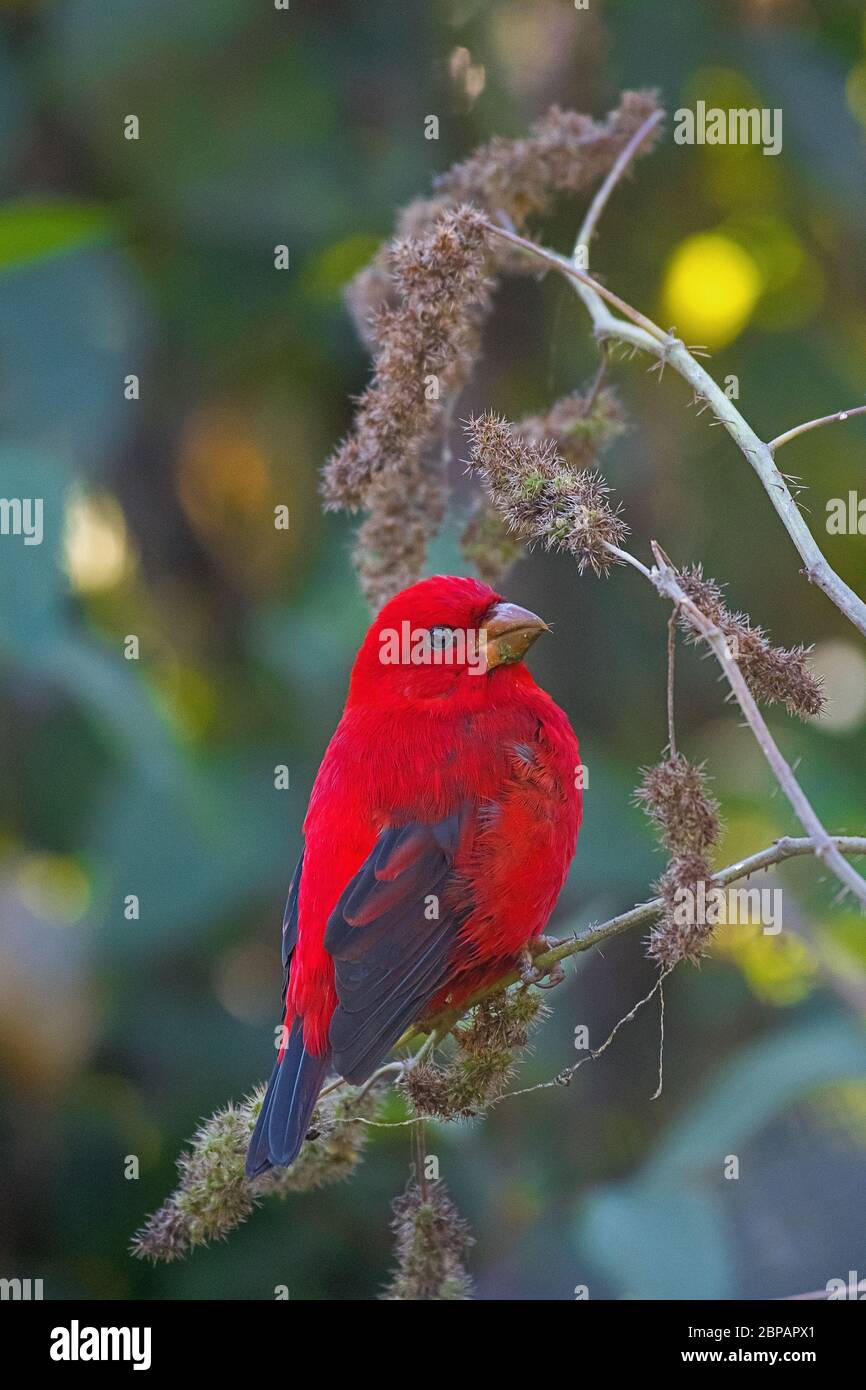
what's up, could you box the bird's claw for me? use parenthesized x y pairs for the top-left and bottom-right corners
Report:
(519, 941), (565, 990)
(535, 959), (565, 989)
(519, 949), (540, 986)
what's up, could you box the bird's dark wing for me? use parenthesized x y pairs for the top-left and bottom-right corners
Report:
(280, 850), (304, 1003)
(325, 813), (472, 1084)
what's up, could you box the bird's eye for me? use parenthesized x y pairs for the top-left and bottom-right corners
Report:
(429, 625), (456, 650)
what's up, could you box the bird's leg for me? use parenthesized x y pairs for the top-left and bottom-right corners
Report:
(519, 936), (565, 990)
(402, 1027), (441, 1073)
(355, 1060), (405, 1101)
(518, 948), (537, 984)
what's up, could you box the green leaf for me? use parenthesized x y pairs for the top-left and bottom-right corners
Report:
(0, 199), (115, 274)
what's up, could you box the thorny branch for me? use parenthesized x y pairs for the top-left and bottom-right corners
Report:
(479, 179), (866, 637)
(644, 542), (866, 907)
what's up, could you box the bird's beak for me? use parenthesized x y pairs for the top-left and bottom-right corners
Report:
(482, 601), (550, 670)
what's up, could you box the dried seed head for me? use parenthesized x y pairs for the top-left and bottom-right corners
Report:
(677, 565), (825, 719)
(383, 1180), (474, 1301)
(399, 990), (549, 1121)
(648, 851), (717, 969)
(323, 206), (493, 606)
(354, 458), (449, 611)
(128, 1198), (192, 1265)
(322, 205), (493, 515)
(458, 988), (548, 1054)
(131, 1083), (380, 1262)
(130, 1094), (260, 1262)
(635, 754), (721, 856)
(400, 1061), (458, 1120)
(465, 411), (628, 575)
(436, 91), (662, 231)
(332, 94), (662, 605)
(460, 388), (627, 583)
(344, 196), (453, 347)
(636, 755), (723, 970)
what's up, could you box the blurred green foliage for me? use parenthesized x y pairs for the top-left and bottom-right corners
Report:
(1, 0), (865, 1300)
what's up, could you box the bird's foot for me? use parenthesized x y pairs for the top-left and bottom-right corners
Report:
(519, 937), (565, 990)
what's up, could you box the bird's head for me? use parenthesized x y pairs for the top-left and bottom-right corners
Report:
(347, 575), (550, 710)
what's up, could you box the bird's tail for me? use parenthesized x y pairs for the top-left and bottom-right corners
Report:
(245, 1017), (332, 1178)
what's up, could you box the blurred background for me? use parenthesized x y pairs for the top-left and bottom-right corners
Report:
(1, 0), (866, 1301)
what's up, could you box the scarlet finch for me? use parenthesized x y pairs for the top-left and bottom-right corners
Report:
(247, 575), (581, 1176)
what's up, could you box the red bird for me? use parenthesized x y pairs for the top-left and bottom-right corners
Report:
(247, 575), (582, 1176)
